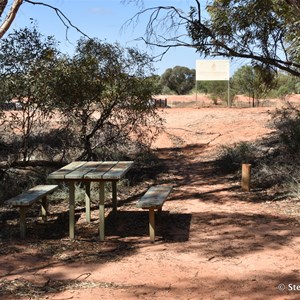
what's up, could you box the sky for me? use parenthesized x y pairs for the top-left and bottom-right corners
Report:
(6, 0), (247, 75)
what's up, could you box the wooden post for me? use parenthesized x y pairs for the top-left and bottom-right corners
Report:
(241, 163), (251, 192)
(85, 182), (91, 223)
(149, 208), (155, 243)
(69, 182), (75, 240)
(99, 181), (105, 241)
(112, 181), (117, 214)
(41, 196), (47, 222)
(19, 207), (27, 239)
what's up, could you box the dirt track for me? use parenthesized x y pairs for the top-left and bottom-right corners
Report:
(1, 103), (300, 299)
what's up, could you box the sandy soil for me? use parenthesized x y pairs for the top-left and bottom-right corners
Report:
(1, 95), (300, 299)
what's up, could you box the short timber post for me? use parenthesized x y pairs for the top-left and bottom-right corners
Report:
(41, 196), (48, 222)
(19, 207), (27, 239)
(241, 163), (251, 192)
(149, 208), (155, 243)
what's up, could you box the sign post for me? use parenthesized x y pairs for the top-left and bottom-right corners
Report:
(196, 60), (230, 107)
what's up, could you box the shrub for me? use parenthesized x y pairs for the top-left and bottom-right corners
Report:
(272, 106), (300, 154)
(217, 142), (255, 172)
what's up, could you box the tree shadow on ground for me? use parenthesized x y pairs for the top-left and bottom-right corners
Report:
(0, 209), (192, 281)
(0, 207), (77, 240)
(105, 210), (192, 242)
(115, 272), (300, 299)
(1, 272), (300, 299)
(1, 132), (300, 299)
(150, 143), (290, 204)
(185, 211), (300, 258)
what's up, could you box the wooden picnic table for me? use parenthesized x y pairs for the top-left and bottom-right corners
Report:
(47, 161), (133, 241)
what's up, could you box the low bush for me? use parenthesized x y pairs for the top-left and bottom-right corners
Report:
(217, 142), (256, 173)
(272, 105), (300, 154)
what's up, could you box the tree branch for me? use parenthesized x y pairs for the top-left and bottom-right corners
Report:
(127, 1), (300, 77)
(24, 0), (89, 40)
(0, 0), (89, 40)
(0, 0), (23, 39)
(0, 0), (8, 18)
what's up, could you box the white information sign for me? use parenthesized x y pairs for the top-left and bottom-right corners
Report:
(196, 60), (230, 81)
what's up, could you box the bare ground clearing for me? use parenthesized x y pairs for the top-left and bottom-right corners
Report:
(1, 95), (300, 299)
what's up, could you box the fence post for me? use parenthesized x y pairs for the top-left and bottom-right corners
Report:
(241, 163), (251, 192)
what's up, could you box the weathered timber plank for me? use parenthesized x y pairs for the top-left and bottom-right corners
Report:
(102, 161), (134, 180)
(137, 185), (173, 209)
(65, 161), (102, 179)
(83, 161), (118, 180)
(7, 185), (59, 206)
(47, 161), (86, 180)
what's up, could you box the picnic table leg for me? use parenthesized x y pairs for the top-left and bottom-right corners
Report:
(149, 208), (155, 243)
(112, 181), (117, 214)
(69, 182), (75, 240)
(19, 207), (27, 239)
(85, 182), (91, 223)
(99, 181), (105, 241)
(41, 196), (48, 222)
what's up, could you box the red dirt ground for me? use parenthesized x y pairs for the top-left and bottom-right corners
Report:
(1, 95), (300, 299)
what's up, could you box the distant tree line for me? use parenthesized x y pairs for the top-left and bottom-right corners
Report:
(155, 65), (300, 106)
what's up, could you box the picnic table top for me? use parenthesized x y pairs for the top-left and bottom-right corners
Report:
(47, 161), (134, 181)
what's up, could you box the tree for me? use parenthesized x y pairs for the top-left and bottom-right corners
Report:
(48, 38), (163, 161)
(0, 26), (59, 161)
(269, 72), (300, 98)
(127, 0), (300, 79)
(160, 66), (195, 95)
(0, 0), (87, 39)
(231, 65), (275, 107)
(205, 81), (228, 105)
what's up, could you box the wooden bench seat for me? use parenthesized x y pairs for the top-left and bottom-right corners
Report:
(6, 185), (59, 238)
(136, 185), (172, 242)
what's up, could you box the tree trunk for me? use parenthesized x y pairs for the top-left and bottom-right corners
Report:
(0, 0), (23, 39)
(252, 91), (255, 108)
